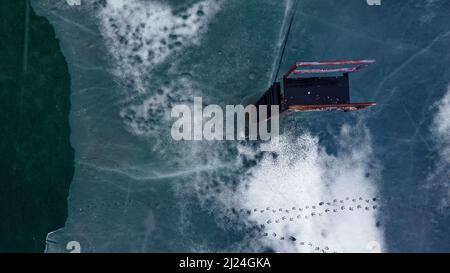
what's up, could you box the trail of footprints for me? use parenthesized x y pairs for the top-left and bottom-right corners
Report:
(229, 196), (380, 253)
(261, 197), (378, 226)
(260, 233), (336, 253)
(230, 197), (379, 225)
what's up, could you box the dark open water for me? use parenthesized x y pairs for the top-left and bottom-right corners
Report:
(0, 0), (73, 252)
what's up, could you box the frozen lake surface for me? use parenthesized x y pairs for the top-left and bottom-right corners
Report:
(34, 0), (450, 252)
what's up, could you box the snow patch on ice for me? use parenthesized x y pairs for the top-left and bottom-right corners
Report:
(97, 0), (221, 136)
(66, 0), (81, 6)
(235, 126), (384, 253)
(430, 86), (450, 212)
(182, 124), (386, 252)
